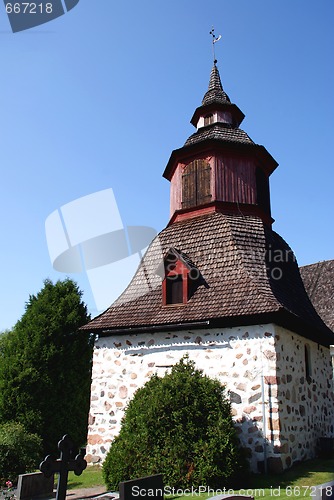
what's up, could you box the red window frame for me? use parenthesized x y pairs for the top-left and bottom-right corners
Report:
(162, 259), (190, 306)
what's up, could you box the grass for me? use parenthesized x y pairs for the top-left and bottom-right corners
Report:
(66, 459), (334, 498)
(67, 465), (103, 490)
(244, 458), (334, 498)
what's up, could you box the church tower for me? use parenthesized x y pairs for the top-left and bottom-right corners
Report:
(83, 56), (334, 473)
(164, 62), (276, 227)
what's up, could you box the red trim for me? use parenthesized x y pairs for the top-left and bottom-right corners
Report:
(163, 140), (278, 181)
(162, 259), (190, 306)
(167, 201), (274, 227)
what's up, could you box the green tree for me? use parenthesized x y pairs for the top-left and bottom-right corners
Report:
(103, 356), (248, 490)
(0, 279), (93, 455)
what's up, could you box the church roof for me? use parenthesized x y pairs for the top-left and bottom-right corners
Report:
(300, 260), (334, 332)
(82, 212), (334, 346)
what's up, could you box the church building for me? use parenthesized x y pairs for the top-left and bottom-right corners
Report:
(82, 59), (334, 473)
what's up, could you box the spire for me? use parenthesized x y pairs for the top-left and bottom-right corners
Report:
(204, 28), (230, 105)
(190, 62), (244, 129)
(202, 62), (231, 106)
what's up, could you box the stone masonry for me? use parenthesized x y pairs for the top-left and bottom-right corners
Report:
(86, 323), (334, 473)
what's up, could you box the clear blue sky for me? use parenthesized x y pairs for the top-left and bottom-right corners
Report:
(0, 0), (333, 331)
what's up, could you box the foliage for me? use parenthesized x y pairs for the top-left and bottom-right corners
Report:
(0, 421), (42, 485)
(0, 279), (93, 455)
(103, 356), (248, 490)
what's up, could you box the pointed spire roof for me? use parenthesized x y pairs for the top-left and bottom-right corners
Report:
(190, 62), (245, 128)
(202, 62), (231, 105)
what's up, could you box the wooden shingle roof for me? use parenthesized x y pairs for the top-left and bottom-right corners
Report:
(300, 260), (334, 332)
(184, 122), (254, 147)
(82, 212), (334, 346)
(201, 63), (231, 106)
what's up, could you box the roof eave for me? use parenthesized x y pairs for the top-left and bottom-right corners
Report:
(271, 309), (334, 348)
(81, 307), (334, 346)
(190, 102), (245, 128)
(163, 139), (278, 181)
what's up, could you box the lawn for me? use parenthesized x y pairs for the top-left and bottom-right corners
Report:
(238, 457), (334, 499)
(67, 459), (334, 498)
(68, 465), (103, 490)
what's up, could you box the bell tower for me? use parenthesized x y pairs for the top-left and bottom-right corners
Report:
(163, 60), (278, 226)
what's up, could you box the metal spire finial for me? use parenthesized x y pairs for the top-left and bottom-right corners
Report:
(209, 27), (222, 64)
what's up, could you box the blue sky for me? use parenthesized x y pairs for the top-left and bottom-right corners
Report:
(0, 0), (333, 331)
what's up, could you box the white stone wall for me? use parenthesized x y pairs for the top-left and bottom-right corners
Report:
(87, 324), (277, 471)
(86, 323), (334, 473)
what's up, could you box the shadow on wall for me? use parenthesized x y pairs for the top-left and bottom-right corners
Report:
(234, 413), (286, 475)
(234, 375), (334, 475)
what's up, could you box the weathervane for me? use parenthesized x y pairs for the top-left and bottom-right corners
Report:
(210, 27), (222, 63)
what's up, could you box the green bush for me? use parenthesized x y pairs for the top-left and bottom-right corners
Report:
(103, 356), (248, 490)
(0, 422), (43, 485)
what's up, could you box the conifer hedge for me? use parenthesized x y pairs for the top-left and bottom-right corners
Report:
(0, 279), (93, 455)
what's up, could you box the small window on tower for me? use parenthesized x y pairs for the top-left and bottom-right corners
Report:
(204, 113), (214, 126)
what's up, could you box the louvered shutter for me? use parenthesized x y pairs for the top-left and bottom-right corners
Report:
(182, 161), (197, 208)
(182, 160), (211, 209)
(196, 159), (212, 205)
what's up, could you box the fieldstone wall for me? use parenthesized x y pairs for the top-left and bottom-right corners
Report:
(86, 323), (334, 473)
(274, 326), (334, 469)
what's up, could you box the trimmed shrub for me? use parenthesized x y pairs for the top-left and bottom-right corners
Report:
(0, 422), (43, 485)
(103, 356), (248, 490)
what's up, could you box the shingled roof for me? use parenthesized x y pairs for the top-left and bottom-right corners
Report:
(190, 62), (245, 129)
(202, 63), (231, 106)
(184, 122), (254, 147)
(82, 212), (334, 346)
(300, 260), (334, 332)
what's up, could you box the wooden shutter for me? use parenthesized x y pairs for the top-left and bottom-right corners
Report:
(196, 160), (211, 205)
(182, 161), (197, 208)
(182, 160), (211, 209)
